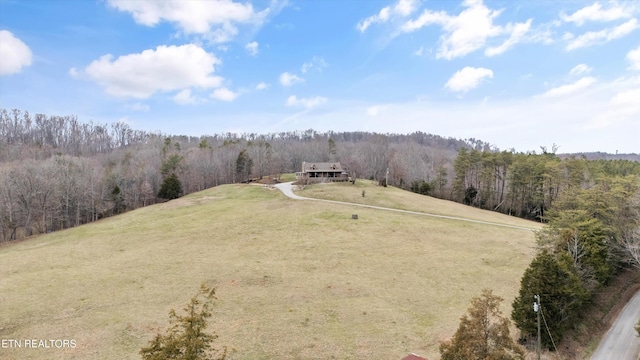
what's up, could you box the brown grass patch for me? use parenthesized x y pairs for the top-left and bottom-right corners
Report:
(1, 183), (539, 359)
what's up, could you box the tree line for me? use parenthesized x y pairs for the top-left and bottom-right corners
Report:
(0, 109), (473, 242)
(440, 167), (640, 357)
(449, 147), (640, 220)
(510, 172), (640, 351)
(2, 109), (638, 244)
(1, 108), (147, 159)
(445, 145), (640, 353)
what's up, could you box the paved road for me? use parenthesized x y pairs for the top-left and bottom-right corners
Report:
(273, 182), (537, 231)
(591, 290), (640, 360)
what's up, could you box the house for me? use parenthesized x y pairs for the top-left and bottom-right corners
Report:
(296, 161), (348, 182)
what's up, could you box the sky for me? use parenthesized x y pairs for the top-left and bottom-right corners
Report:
(0, 0), (639, 154)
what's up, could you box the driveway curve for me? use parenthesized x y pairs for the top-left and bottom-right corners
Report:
(274, 182), (537, 231)
(273, 182), (308, 200)
(591, 290), (640, 360)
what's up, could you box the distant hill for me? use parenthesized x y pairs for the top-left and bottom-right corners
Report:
(558, 152), (640, 162)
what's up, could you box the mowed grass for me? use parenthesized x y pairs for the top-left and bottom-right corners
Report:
(299, 180), (540, 229)
(0, 181), (542, 360)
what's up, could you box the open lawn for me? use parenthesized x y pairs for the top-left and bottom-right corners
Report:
(299, 180), (540, 229)
(0, 181), (542, 359)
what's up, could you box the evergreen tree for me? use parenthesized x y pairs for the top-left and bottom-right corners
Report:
(111, 184), (124, 214)
(545, 210), (613, 285)
(158, 174), (182, 200)
(235, 150), (253, 182)
(140, 284), (226, 360)
(161, 154), (185, 177)
(511, 250), (590, 349)
(328, 138), (337, 158)
(440, 289), (525, 360)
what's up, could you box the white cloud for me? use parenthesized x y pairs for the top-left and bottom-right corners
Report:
(264, 76), (639, 154)
(173, 89), (197, 105)
(211, 87), (238, 102)
(445, 66), (493, 93)
(394, 0), (418, 17)
(561, 1), (635, 25)
(125, 102), (150, 111)
(301, 56), (328, 73)
(485, 19), (532, 56)
(205, 22), (240, 43)
(609, 88), (640, 114)
(245, 41), (259, 56)
(83, 44), (223, 98)
(255, 82), (269, 90)
(68, 67), (80, 78)
(357, 6), (391, 32)
(0, 30), (32, 75)
(279, 72), (304, 86)
(628, 46), (640, 70)
(611, 87), (640, 107)
(539, 76), (597, 98)
(562, 32), (575, 41)
(588, 84), (640, 129)
(401, 0), (530, 59)
(286, 95), (327, 108)
(356, 0), (418, 32)
(413, 46), (424, 56)
(366, 105), (386, 116)
(566, 18), (639, 50)
(570, 64), (593, 76)
(107, 0), (268, 43)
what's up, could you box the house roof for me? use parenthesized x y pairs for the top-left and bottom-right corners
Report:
(401, 354), (427, 360)
(302, 162), (344, 172)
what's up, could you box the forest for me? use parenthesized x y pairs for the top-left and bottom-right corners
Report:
(1, 108), (639, 244)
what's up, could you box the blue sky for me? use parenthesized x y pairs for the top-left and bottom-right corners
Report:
(1, 0), (638, 153)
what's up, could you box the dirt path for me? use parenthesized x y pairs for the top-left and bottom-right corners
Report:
(274, 182), (538, 231)
(590, 290), (640, 360)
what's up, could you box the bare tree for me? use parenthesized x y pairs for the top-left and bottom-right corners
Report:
(618, 192), (640, 268)
(0, 169), (19, 241)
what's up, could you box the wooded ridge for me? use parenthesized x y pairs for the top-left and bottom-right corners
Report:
(1, 108), (638, 242)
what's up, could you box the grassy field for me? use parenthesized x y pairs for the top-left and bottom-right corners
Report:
(299, 180), (540, 228)
(0, 181), (542, 360)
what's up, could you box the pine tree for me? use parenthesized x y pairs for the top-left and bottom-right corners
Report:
(235, 149), (253, 182)
(511, 250), (590, 349)
(158, 174), (182, 200)
(140, 284), (226, 360)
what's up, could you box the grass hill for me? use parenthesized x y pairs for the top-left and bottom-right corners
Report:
(0, 180), (542, 360)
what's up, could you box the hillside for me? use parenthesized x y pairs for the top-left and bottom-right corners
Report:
(0, 181), (542, 360)
(558, 152), (640, 162)
(297, 180), (541, 229)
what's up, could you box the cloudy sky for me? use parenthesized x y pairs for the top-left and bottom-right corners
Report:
(1, 0), (638, 153)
